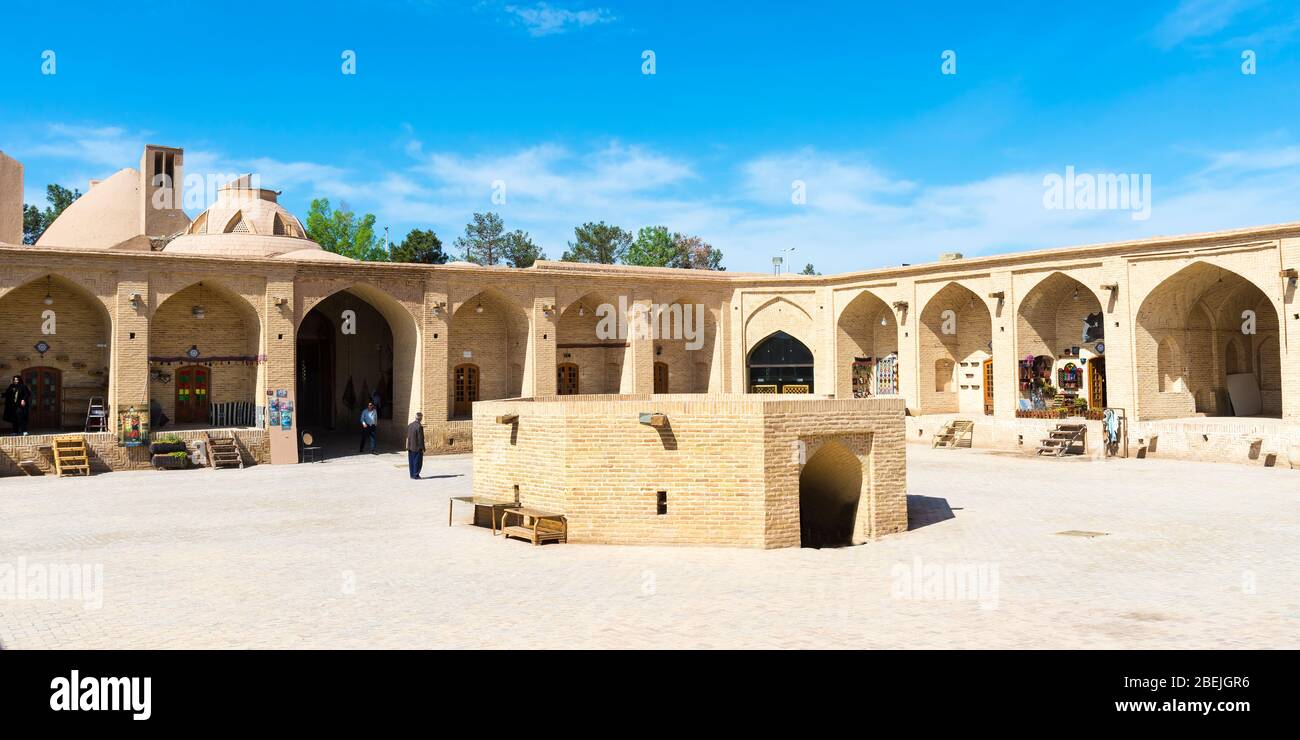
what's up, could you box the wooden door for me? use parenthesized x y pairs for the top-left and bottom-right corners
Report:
(175, 365), (210, 424)
(1089, 358), (1107, 409)
(21, 367), (62, 430)
(556, 363), (579, 395)
(653, 362), (669, 393)
(453, 364), (479, 417)
(982, 359), (994, 416)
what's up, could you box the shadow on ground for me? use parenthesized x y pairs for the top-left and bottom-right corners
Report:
(907, 495), (955, 530)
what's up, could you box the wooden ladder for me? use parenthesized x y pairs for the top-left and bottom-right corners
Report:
(932, 420), (974, 449)
(206, 434), (244, 469)
(51, 435), (91, 477)
(1036, 423), (1087, 457)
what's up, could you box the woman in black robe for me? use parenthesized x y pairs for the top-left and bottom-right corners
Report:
(3, 375), (32, 435)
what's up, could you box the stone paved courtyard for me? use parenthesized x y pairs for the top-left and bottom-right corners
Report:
(1, 445), (1297, 649)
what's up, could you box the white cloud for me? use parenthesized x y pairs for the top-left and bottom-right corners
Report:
(504, 3), (614, 36)
(1152, 0), (1262, 49)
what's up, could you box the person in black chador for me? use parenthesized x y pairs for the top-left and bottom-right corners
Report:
(3, 375), (32, 436)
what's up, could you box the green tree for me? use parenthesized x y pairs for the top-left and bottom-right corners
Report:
(503, 229), (545, 268)
(799, 263), (820, 275)
(454, 212), (507, 265)
(671, 233), (725, 271)
(23, 184), (82, 244)
(562, 221), (631, 264)
(305, 199), (385, 260)
(624, 225), (678, 267)
(390, 228), (448, 264)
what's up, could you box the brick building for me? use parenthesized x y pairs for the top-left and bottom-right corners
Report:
(2, 144), (1298, 478)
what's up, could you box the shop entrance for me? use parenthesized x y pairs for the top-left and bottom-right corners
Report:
(1089, 357), (1107, 409)
(21, 366), (63, 431)
(174, 365), (210, 424)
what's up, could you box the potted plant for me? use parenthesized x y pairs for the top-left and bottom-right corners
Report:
(150, 434), (187, 455)
(152, 449), (190, 470)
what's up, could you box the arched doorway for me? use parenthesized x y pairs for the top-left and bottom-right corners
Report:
(448, 288), (529, 414)
(296, 285), (419, 453)
(653, 296), (716, 393)
(0, 274), (110, 433)
(919, 283), (993, 414)
(747, 331), (814, 393)
(1135, 262), (1281, 419)
(452, 363), (479, 418)
(836, 290), (897, 398)
(1015, 273), (1105, 414)
(798, 440), (862, 548)
(557, 292), (627, 395)
(150, 281), (260, 429)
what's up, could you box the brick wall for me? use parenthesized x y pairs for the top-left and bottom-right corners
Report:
(472, 395), (907, 548)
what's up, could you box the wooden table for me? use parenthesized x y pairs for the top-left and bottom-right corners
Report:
(500, 507), (568, 546)
(447, 496), (518, 531)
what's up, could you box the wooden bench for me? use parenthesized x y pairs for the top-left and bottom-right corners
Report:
(500, 507), (568, 546)
(448, 496), (518, 531)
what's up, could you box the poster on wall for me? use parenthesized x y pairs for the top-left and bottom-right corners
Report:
(280, 411), (292, 430)
(118, 408), (150, 447)
(269, 411), (280, 426)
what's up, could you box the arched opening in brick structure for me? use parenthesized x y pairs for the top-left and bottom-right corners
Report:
(1015, 272), (1106, 412)
(449, 288), (529, 418)
(557, 291), (628, 395)
(0, 274), (111, 433)
(149, 281), (260, 430)
(747, 331), (814, 393)
(296, 285), (421, 453)
(652, 296), (716, 393)
(1136, 262), (1281, 419)
(919, 283), (993, 415)
(798, 439), (863, 548)
(836, 289), (899, 398)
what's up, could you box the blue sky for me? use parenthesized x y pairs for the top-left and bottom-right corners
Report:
(3, 0), (1300, 272)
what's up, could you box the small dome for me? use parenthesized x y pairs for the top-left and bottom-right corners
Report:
(165, 175), (347, 261)
(182, 176), (306, 238)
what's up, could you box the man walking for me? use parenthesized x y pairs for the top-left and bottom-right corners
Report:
(3, 375), (31, 436)
(406, 412), (425, 479)
(359, 401), (379, 454)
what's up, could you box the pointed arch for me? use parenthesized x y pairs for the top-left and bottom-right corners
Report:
(0, 273), (113, 432)
(836, 289), (895, 398)
(1135, 261), (1280, 419)
(918, 282), (993, 415)
(149, 279), (263, 427)
(296, 283), (422, 441)
(449, 287), (531, 415)
(747, 330), (814, 393)
(556, 290), (627, 395)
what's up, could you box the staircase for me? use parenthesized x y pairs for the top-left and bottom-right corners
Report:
(932, 420), (974, 449)
(51, 435), (91, 477)
(1036, 423), (1087, 457)
(206, 434), (244, 469)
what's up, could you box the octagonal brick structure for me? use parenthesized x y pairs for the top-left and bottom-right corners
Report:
(472, 394), (907, 548)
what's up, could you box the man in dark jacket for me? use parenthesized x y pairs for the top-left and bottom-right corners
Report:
(406, 412), (425, 479)
(3, 375), (32, 436)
